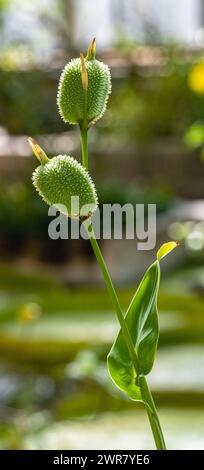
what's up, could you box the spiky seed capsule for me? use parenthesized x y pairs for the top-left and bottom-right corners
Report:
(57, 57), (111, 126)
(32, 155), (98, 219)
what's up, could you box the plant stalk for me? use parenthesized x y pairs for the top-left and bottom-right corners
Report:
(139, 375), (166, 450)
(81, 87), (89, 171)
(80, 125), (166, 451)
(89, 233), (166, 450)
(81, 124), (88, 170)
(89, 233), (139, 374)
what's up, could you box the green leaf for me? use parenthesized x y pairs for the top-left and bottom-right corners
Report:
(107, 241), (178, 401)
(157, 240), (178, 261)
(107, 260), (159, 400)
(184, 122), (204, 150)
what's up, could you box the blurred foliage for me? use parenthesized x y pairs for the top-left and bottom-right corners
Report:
(0, 178), (50, 259)
(184, 122), (204, 150)
(188, 62), (204, 95)
(97, 180), (172, 214)
(169, 220), (204, 255)
(0, 261), (203, 448)
(0, 178), (173, 262)
(0, 178), (89, 263)
(0, 265), (204, 355)
(0, 60), (204, 142)
(0, 265), (204, 449)
(99, 62), (204, 144)
(0, 70), (65, 135)
(0, 0), (76, 69)
(0, 180), (47, 239)
(184, 62), (204, 160)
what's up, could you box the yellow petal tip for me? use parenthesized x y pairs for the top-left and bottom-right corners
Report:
(86, 38), (96, 60)
(157, 240), (179, 262)
(28, 137), (49, 165)
(80, 53), (88, 90)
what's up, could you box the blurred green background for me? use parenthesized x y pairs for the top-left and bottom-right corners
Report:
(0, 0), (204, 450)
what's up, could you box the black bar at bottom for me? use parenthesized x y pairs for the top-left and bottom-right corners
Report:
(0, 450), (203, 467)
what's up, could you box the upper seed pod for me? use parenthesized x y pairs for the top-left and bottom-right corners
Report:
(29, 139), (98, 219)
(57, 38), (111, 126)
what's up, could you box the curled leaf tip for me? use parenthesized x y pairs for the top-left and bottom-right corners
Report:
(157, 240), (179, 262)
(86, 38), (96, 60)
(80, 53), (88, 90)
(28, 137), (49, 165)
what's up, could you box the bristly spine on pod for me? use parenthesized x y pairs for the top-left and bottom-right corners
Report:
(57, 38), (111, 127)
(28, 139), (98, 220)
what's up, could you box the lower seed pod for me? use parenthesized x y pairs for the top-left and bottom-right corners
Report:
(32, 154), (98, 219)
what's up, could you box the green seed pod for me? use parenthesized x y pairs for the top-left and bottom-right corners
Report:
(30, 140), (98, 219)
(57, 39), (111, 126)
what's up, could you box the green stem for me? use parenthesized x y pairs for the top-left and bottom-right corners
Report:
(80, 125), (166, 450)
(81, 125), (88, 171)
(139, 375), (166, 450)
(80, 88), (88, 171)
(89, 233), (139, 373)
(89, 232), (166, 450)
